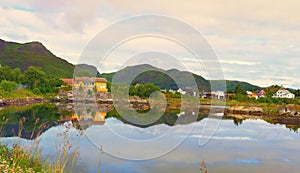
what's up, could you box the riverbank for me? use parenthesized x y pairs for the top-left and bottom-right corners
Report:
(1, 93), (300, 119)
(0, 97), (51, 107)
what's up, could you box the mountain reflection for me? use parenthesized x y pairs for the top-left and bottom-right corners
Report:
(0, 103), (299, 140)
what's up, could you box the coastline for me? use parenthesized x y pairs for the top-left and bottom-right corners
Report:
(1, 96), (300, 118)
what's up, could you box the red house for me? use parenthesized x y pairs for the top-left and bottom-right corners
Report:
(256, 89), (266, 97)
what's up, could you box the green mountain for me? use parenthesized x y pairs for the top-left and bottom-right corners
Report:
(100, 64), (210, 90)
(0, 39), (260, 91)
(99, 64), (260, 91)
(211, 80), (260, 92)
(0, 39), (74, 77)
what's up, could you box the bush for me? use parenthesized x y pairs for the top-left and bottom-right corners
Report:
(33, 88), (42, 95)
(0, 80), (18, 93)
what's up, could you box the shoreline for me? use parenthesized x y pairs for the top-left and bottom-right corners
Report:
(1, 97), (300, 118)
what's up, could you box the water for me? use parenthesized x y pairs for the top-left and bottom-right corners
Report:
(0, 103), (300, 173)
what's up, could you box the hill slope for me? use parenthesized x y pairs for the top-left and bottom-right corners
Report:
(0, 39), (74, 77)
(0, 39), (260, 91)
(210, 80), (260, 91)
(99, 64), (260, 91)
(99, 64), (211, 90)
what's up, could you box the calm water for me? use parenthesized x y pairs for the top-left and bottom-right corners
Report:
(0, 103), (300, 173)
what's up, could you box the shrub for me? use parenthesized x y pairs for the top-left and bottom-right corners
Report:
(0, 80), (18, 93)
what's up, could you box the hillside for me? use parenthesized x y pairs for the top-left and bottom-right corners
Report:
(0, 38), (260, 91)
(99, 64), (260, 91)
(99, 64), (211, 90)
(211, 80), (260, 92)
(0, 39), (74, 77)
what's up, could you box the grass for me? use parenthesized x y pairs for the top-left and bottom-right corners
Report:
(0, 116), (82, 172)
(199, 160), (208, 173)
(0, 88), (41, 100)
(0, 143), (50, 172)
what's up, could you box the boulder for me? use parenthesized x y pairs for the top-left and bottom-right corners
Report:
(279, 105), (298, 116)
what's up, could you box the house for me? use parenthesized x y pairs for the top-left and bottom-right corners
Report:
(246, 91), (258, 99)
(161, 89), (176, 94)
(60, 78), (73, 87)
(177, 88), (187, 95)
(202, 91), (226, 99)
(74, 77), (108, 92)
(71, 112), (107, 126)
(177, 88), (198, 96)
(60, 77), (108, 92)
(212, 91), (225, 99)
(272, 89), (295, 99)
(256, 89), (266, 97)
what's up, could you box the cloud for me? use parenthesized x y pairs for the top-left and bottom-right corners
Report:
(1, 0), (300, 88)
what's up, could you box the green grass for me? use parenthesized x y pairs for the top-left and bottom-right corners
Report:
(0, 88), (40, 100)
(0, 118), (81, 172)
(0, 144), (54, 172)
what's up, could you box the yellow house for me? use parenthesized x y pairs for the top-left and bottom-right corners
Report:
(71, 112), (107, 122)
(71, 77), (108, 92)
(94, 78), (108, 92)
(94, 112), (107, 122)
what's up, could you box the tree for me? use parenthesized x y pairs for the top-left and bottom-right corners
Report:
(8, 68), (23, 83)
(291, 89), (300, 97)
(39, 77), (63, 93)
(144, 83), (160, 98)
(234, 84), (246, 95)
(129, 83), (160, 98)
(0, 66), (23, 83)
(0, 66), (12, 81)
(22, 66), (46, 90)
(0, 80), (18, 93)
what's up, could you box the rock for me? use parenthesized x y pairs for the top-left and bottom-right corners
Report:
(228, 106), (263, 115)
(279, 105), (298, 116)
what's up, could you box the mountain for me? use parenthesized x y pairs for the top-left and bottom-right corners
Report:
(74, 64), (101, 77)
(99, 64), (210, 90)
(0, 38), (260, 91)
(0, 39), (74, 77)
(211, 80), (260, 91)
(99, 64), (260, 91)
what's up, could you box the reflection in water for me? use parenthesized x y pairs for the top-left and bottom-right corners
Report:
(71, 112), (107, 130)
(1, 103), (300, 139)
(1, 103), (300, 172)
(0, 103), (67, 139)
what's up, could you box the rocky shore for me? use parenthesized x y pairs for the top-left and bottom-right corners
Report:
(225, 104), (300, 117)
(1, 92), (300, 120)
(0, 97), (49, 107)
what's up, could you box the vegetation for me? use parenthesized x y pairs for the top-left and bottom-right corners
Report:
(0, 144), (53, 172)
(0, 127), (80, 173)
(199, 161), (208, 173)
(129, 83), (160, 98)
(99, 64), (211, 91)
(0, 39), (74, 78)
(0, 103), (79, 172)
(211, 80), (259, 92)
(0, 65), (63, 99)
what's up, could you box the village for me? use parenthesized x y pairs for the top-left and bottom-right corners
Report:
(58, 76), (299, 125)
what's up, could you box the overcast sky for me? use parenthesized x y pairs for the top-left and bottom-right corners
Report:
(1, 0), (300, 88)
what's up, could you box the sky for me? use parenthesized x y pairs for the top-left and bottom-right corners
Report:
(0, 0), (300, 88)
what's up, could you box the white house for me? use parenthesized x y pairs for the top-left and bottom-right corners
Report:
(272, 89), (295, 99)
(211, 91), (225, 99)
(177, 88), (187, 95)
(177, 88), (198, 96)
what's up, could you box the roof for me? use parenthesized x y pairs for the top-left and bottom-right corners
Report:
(60, 78), (73, 85)
(74, 77), (107, 83)
(94, 78), (107, 83)
(275, 89), (293, 95)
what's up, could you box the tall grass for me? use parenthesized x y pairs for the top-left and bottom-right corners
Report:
(0, 117), (82, 172)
